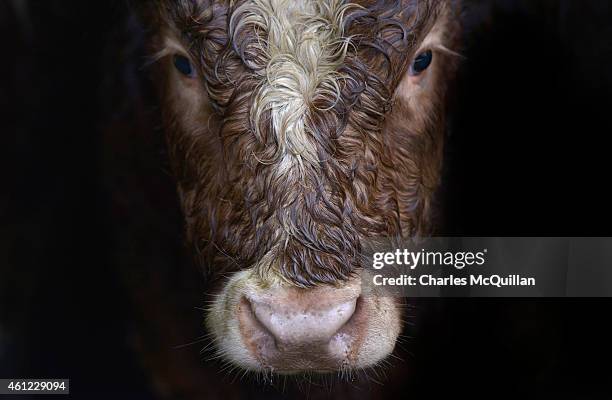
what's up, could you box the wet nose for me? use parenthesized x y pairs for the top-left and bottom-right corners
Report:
(249, 295), (357, 347)
(237, 282), (363, 371)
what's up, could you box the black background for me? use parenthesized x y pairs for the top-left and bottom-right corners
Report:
(1, 1), (611, 398)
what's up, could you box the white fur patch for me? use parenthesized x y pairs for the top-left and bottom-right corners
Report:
(230, 0), (357, 174)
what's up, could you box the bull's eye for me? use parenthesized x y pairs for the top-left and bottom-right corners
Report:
(410, 50), (433, 75)
(173, 54), (194, 77)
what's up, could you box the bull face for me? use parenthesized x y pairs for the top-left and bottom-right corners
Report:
(144, 0), (461, 375)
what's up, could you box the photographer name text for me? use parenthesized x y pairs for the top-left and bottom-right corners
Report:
(370, 249), (536, 288)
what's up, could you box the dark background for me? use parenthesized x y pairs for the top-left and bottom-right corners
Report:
(1, 0), (611, 398)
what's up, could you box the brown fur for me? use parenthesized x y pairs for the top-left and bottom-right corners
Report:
(139, 0), (462, 288)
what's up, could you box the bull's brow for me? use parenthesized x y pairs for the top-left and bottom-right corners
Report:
(226, 0), (354, 171)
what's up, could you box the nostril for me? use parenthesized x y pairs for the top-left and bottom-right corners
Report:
(237, 296), (281, 353)
(248, 295), (357, 346)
